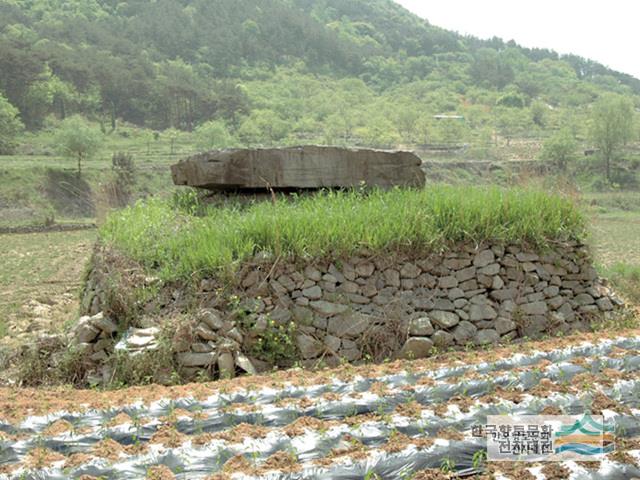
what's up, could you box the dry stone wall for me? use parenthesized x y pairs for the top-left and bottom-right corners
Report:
(77, 241), (622, 382)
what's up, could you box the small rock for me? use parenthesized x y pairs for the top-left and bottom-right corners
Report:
(399, 337), (434, 359)
(304, 266), (322, 281)
(453, 321), (477, 344)
(322, 273), (337, 284)
(434, 298), (455, 311)
(195, 323), (217, 341)
(544, 286), (560, 298)
(340, 339), (361, 361)
(547, 296), (565, 310)
(491, 275), (504, 290)
(342, 262), (357, 281)
(225, 327), (244, 344)
(448, 288), (465, 300)
(469, 304), (498, 321)
(90, 350), (108, 362)
(327, 312), (371, 338)
(328, 264), (346, 283)
(412, 298), (435, 310)
(596, 297), (614, 311)
(355, 262), (375, 277)
(192, 343), (214, 353)
(455, 266), (476, 283)
(519, 301), (548, 315)
(200, 309), (224, 330)
(438, 276), (458, 289)
(90, 312), (118, 334)
(574, 293), (595, 306)
(310, 301), (348, 316)
(348, 293), (369, 304)
(477, 274), (493, 289)
(495, 318), (517, 335)
(383, 269), (401, 287)
(474, 329), (500, 345)
(75, 318), (100, 343)
(278, 274), (296, 291)
(444, 258), (472, 270)
(479, 263), (500, 276)
(339, 281), (360, 294)
(178, 352), (217, 367)
(296, 333), (324, 359)
(454, 298), (468, 309)
(400, 279), (414, 290)
(474, 249), (495, 268)
(527, 292), (545, 303)
(516, 252), (539, 262)
(324, 335), (341, 352)
(400, 263), (421, 279)
(235, 353), (257, 374)
(242, 270), (260, 288)
(429, 310), (460, 328)
(432, 330), (455, 348)
(218, 352), (235, 378)
(269, 280), (288, 295)
(93, 338), (112, 352)
(409, 317), (435, 336)
(416, 273), (437, 288)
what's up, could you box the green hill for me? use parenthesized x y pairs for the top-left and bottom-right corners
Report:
(1, 0), (639, 146)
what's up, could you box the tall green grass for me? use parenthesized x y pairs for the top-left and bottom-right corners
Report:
(100, 186), (585, 281)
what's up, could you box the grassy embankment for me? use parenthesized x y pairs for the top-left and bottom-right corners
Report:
(100, 186), (585, 283)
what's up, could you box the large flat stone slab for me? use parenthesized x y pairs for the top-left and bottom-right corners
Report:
(171, 146), (425, 190)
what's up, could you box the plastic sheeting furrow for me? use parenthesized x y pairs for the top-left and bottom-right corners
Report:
(2, 336), (640, 479)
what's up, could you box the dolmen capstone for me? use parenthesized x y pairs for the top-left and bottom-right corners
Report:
(170, 146), (425, 191)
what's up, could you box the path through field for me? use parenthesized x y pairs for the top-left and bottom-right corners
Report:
(0, 230), (95, 350)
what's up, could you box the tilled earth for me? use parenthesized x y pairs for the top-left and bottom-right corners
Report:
(2, 331), (640, 479)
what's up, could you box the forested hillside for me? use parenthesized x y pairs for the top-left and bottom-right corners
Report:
(1, 0), (639, 150)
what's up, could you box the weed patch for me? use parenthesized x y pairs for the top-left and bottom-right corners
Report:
(100, 185), (585, 282)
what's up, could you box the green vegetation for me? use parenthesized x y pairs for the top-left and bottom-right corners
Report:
(539, 129), (577, 171)
(100, 186), (584, 281)
(0, 92), (23, 154)
(54, 115), (103, 176)
(590, 94), (635, 182)
(605, 264), (640, 305)
(1, 0), (639, 227)
(1, 0), (639, 149)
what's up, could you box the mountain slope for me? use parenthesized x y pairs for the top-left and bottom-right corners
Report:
(0, 0), (638, 141)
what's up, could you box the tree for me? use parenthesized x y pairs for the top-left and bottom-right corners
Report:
(54, 115), (102, 176)
(0, 93), (23, 154)
(590, 94), (635, 182)
(194, 120), (235, 150)
(530, 100), (547, 127)
(539, 130), (576, 171)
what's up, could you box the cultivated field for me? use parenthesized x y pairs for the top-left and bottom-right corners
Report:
(0, 149), (639, 479)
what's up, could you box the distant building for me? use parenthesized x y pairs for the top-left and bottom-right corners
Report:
(433, 114), (464, 120)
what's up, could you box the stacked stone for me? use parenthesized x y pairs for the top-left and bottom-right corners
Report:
(76, 241), (622, 377)
(173, 309), (260, 379)
(234, 242), (621, 362)
(72, 312), (118, 362)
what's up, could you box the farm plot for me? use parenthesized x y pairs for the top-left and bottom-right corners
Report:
(1, 332), (640, 479)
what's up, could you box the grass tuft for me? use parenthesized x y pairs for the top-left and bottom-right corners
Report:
(100, 185), (585, 281)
